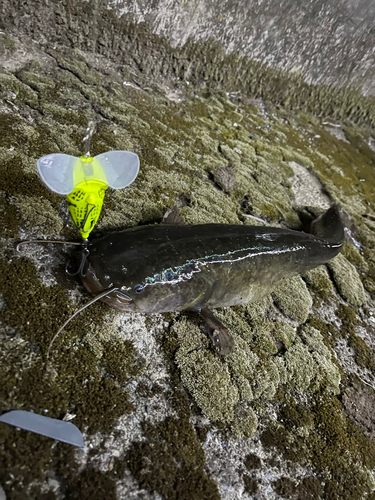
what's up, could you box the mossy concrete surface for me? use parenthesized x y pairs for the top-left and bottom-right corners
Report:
(1, 3), (375, 499)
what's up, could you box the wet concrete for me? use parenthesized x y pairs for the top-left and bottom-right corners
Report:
(0, 1), (375, 499)
(110, 0), (375, 95)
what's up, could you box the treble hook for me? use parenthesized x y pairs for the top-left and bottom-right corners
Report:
(65, 247), (90, 277)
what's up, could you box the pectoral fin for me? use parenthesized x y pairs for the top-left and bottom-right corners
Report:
(199, 307), (235, 356)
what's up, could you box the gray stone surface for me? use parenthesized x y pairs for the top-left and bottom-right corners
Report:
(1, 1), (375, 499)
(110, 0), (375, 94)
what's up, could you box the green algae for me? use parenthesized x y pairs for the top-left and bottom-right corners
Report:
(273, 477), (298, 498)
(273, 321), (296, 348)
(0, 256), (144, 495)
(0, 257), (142, 433)
(244, 453), (262, 470)
(100, 338), (146, 385)
(16, 62), (56, 92)
(279, 147), (314, 168)
(307, 316), (340, 352)
(300, 326), (341, 393)
(327, 253), (367, 306)
(226, 336), (260, 402)
(122, 320), (222, 500)
(216, 305), (277, 354)
(174, 318), (239, 422)
(302, 265), (333, 302)
(243, 475), (259, 495)
(341, 242), (369, 274)
(277, 325), (341, 394)
(127, 417), (220, 500)
(306, 126), (375, 214)
(272, 275), (313, 322)
(337, 305), (375, 374)
(273, 476), (322, 500)
(0, 71), (38, 107)
(0, 34), (16, 54)
(347, 334), (375, 373)
(3, 0), (375, 127)
(0, 425), (119, 500)
(64, 468), (118, 500)
(173, 312), (341, 436)
(230, 402), (258, 438)
(337, 303), (360, 327)
(11, 195), (64, 235)
(0, 425), (70, 499)
(235, 149), (298, 225)
(219, 143), (241, 164)
(344, 127), (375, 163)
(248, 319), (278, 354)
(262, 392), (375, 500)
(47, 48), (106, 87)
(280, 398), (315, 434)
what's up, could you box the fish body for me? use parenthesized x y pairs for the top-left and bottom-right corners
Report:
(81, 206), (344, 315)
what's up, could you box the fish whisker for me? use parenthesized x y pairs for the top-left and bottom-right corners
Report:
(47, 287), (120, 359)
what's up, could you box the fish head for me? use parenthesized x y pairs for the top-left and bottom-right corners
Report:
(79, 255), (176, 313)
(80, 253), (196, 314)
(79, 257), (140, 312)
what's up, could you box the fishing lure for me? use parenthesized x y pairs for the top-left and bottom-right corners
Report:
(37, 123), (139, 239)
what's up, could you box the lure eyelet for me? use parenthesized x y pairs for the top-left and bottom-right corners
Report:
(133, 284), (144, 294)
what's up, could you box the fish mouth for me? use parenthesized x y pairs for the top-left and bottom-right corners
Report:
(80, 263), (137, 311)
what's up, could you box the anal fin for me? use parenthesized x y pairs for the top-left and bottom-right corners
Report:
(199, 307), (235, 356)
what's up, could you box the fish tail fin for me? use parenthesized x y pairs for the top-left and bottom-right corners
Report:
(310, 205), (345, 246)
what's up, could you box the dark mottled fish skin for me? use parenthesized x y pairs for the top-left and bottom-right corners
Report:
(80, 206), (344, 316)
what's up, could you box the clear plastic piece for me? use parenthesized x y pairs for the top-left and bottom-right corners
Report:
(37, 153), (78, 195)
(94, 151), (139, 190)
(37, 151), (140, 195)
(0, 410), (85, 447)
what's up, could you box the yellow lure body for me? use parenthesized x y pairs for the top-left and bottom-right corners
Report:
(66, 156), (108, 239)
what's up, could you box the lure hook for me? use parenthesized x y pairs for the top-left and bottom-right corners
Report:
(65, 247), (90, 277)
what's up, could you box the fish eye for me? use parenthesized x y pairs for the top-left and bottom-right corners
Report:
(133, 284), (144, 294)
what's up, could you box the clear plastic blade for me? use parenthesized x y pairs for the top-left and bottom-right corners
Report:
(0, 410), (85, 447)
(94, 151), (139, 189)
(37, 154), (79, 195)
(37, 151), (139, 194)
